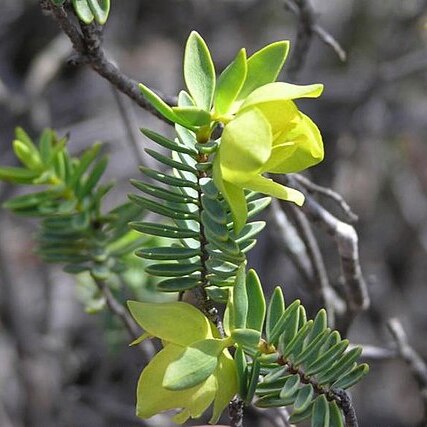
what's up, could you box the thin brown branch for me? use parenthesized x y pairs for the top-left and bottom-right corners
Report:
(286, 203), (343, 326)
(92, 276), (155, 361)
(387, 318), (427, 425)
(280, 175), (369, 331)
(284, 0), (346, 75)
(294, 174), (358, 223)
(38, 1), (176, 123)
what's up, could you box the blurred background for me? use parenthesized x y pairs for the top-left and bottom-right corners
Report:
(1, 0), (427, 426)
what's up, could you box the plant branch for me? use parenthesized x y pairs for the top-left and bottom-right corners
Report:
(38, 1), (176, 123)
(293, 174), (358, 223)
(280, 175), (369, 332)
(387, 318), (427, 425)
(91, 276), (155, 361)
(284, 0), (346, 75)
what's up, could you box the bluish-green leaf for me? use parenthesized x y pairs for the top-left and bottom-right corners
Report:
(130, 221), (199, 239)
(331, 363), (369, 390)
(311, 395), (330, 427)
(269, 299), (301, 346)
(305, 339), (349, 376)
(266, 287), (285, 342)
(157, 277), (201, 292)
(233, 264), (248, 329)
(231, 329), (261, 349)
(136, 246), (201, 260)
(279, 374), (300, 399)
(329, 401), (345, 427)
(245, 269), (266, 332)
(141, 128), (197, 156)
(145, 262), (201, 277)
(294, 384), (314, 412)
(235, 347), (248, 399)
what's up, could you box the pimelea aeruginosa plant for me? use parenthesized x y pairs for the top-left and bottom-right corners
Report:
(0, 28), (368, 426)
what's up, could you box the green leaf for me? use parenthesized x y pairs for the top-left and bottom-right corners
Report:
(245, 357), (261, 404)
(294, 328), (331, 367)
(127, 301), (212, 345)
(234, 347), (248, 399)
(163, 339), (226, 390)
(245, 269), (266, 332)
(237, 41), (290, 101)
(329, 401), (345, 427)
(157, 277), (201, 292)
(141, 128), (197, 156)
(232, 264), (248, 329)
(294, 384), (314, 412)
(136, 246), (201, 260)
(312, 395), (330, 427)
(139, 83), (197, 128)
(308, 309), (328, 343)
(184, 31), (216, 110)
(318, 347), (363, 385)
(202, 196), (227, 225)
(332, 363), (369, 390)
(201, 211), (229, 242)
(289, 402), (314, 423)
(172, 106), (212, 127)
(279, 374), (300, 399)
(0, 166), (39, 184)
(130, 221), (200, 239)
(72, 0), (94, 24)
(269, 299), (301, 346)
(305, 339), (349, 376)
(12, 140), (41, 170)
(144, 148), (196, 173)
(131, 179), (197, 204)
(87, 0), (110, 24)
(277, 304), (300, 354)
(77, 156), (108, 198)
(140, 166), (198, 189)
(231, 328), (261, 349)
(39, 129), (53, 164)
(282, 319), (313, 359)
(145, 262), (201, 277)
(214, 48), (247, 115)
(266, 287), (285, 342)
(235, 221), (265, 243)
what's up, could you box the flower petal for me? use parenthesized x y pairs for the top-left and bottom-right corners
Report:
(128, 301), (212, 346)
(213, 152), (248, 234)
(244, 175), (305, 206)
(136, 344), (216, 421)
(219, 108), (272, 183)
(240, 82), (324, 111)
(267, 112), (324, 174)
(210, 350), (238, 424)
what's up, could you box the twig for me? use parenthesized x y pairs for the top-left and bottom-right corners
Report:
(281, 175), (369, 332)
(38, 1), (176, 123)
(111, 87), (145, 167)
(293, 174), (358, 223)
(286, 203), (341, 326)
(284, 0), (346, 75)
(269, 199), (314, 285)
(229, 397), (244, 427)
(92, 276), (155, 361)
(387, 318), (427, 425)
(354, 344), (398, 361)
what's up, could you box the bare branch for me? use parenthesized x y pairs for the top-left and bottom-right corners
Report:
(38, 1), (176, 123)
(280, 175), (369, 330)
(387, 318), (427, 425)
(294, 174), (358, 223)
(284, 0), (346, 75)
(92, 277), (155, 361)
(286, 203), (344, 326)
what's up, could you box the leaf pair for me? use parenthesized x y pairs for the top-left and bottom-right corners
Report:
(71, 0), (110, 25)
